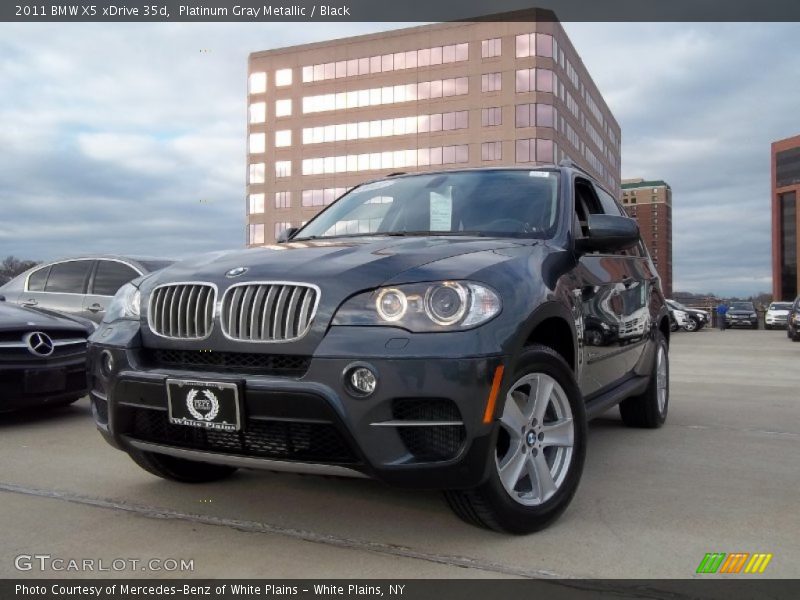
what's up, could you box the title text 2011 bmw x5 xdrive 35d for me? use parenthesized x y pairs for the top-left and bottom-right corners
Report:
(88, 164), (671, 533)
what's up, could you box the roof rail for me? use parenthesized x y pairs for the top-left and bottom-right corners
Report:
(558, 158), (593, 178)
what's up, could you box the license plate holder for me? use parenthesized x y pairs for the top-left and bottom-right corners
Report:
(167, 379), (242, 432)
(24, 369), (67, 394)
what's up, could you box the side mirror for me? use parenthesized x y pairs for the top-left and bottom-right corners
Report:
(276, 227), (299, 244)
(576, 214), (640, 253)
(0, 295), (5, 302)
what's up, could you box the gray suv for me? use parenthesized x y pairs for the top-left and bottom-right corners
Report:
(88, 165), (671, 534)
(0, 256), (173, 323)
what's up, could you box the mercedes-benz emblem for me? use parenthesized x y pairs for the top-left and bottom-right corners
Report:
(24, 331), (55, 357)
(226, 267), (248, 278)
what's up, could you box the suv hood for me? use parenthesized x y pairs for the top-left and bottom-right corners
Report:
(151, 236), (526, 289)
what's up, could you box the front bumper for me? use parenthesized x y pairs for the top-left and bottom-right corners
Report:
(88, 335), (504, 490)
(0, 355), (88, 411)
(725, 316), (758, 327)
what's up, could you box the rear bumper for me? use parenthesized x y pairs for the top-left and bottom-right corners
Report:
(88, 343), (504, 490)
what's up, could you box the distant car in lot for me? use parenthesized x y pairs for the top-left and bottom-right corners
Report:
(668, 304), (689, 331)
(724, 301), (758, 329)
(666, 300), (708, 332)
(787, 297), (800, 341)
(0, 255), (173, 323)
(0, 300), (94, 412)
(765, 302), (792, 330)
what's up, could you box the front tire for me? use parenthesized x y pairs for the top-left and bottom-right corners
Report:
(445, 345), (586, 534)
(685, 317), (698, 332)
(127, 449), (238, 483)
(619, 331), (669, 428)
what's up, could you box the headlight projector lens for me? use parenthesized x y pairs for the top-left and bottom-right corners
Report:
(425, 282), (467, 325)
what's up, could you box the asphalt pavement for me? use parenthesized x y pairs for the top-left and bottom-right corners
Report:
(1, 328), (798, 579)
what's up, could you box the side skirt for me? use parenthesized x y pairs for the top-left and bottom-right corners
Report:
(584, 374), (650, 420)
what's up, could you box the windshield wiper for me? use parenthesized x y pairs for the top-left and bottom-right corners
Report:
(383, 230), (491, 237)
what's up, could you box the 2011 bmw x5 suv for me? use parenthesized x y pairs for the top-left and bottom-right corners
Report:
(89, 165), (671, 534)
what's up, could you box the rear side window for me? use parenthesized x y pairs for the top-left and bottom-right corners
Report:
(27, 266), (50, 291)
(92, 261), (139, 296)
(44, 261), (93, 294)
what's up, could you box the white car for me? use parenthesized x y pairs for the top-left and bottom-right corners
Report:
(765, 302), (792, 329)
(670, 307), (689, 331)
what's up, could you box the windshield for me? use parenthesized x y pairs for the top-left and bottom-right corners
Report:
(293, 170), (560, 240)
(730, 302), (754, 311)
(769, 302), (791, 310)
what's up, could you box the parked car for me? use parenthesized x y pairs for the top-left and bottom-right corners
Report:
(666, 299), (708, 332)
(88, 164), (671, 534)
(765, 302), (792, 330)
(787, 297), (800, 341)
(724, 301), (758, 329)
(0, 299), (94, 412)
(0, 255), (173, 323)
(667, 304), (689, 332)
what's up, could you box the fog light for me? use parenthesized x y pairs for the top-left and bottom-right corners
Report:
(100, 350), (115, 378)
(346, 366), (377, 396)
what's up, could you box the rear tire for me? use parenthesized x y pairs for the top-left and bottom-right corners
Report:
(619, 331), (669, 429)
(127, 449), (238, 483)
(444, 345), (586, 534)
(685, 317), (698, 332)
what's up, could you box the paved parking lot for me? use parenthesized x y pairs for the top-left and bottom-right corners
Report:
(1, 329), (798, 579)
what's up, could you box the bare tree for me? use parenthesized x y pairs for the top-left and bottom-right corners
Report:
(0, 256), (40, 285)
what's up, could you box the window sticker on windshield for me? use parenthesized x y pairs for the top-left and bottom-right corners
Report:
(358, 180), (396, 193)
(429, 190), (452, 231)
(529, 171), (551, 178)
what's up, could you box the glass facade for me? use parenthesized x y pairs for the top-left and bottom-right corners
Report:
(302, 111), (468, 144)
(776, 147), (800, 188)
(780, 191), (797, 299)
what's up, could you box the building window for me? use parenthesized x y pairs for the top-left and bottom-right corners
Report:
(302, 77), (469, 113)
(481, 38), (501, 58)
(515, 138), (554, 164)
(249, 102), (266, 124)
(481, 141), (502, 161)
(275, 68), (292, 87)
(275, 161), (291, 178)
(248, 193), (265, 214)
(249, 133), (265, 154)
(516, 68), (556, 93)
(301, 145), (469, 175)
(515, 103), (556, 128)
(481, 72), (501, 92)
(515, 33), (554, 58)
(274, 222), (292, 240)
(481, 107), (502, 127)
(248, 72), (266, 94)
(275, 130), (292, 147)
(301, 43), (469, 83)
(302, 187), (348, 207)
(249, 223), (265, 245)
(249, 163), (265, 184)
(274, 191), (291, 209)
(275, 99), (292, 117)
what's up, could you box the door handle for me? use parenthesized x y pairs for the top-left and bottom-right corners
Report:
(22, 299), (38, 306)
(87, 303), (104, 313)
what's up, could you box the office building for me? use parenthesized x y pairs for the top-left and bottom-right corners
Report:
(772, 134), (800, 301)
(246, 12), (621, 244)
(621, 178), (673, 297)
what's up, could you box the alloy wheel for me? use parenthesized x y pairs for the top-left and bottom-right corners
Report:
(495, 373), (574, 506)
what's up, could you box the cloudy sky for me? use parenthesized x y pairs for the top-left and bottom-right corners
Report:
(1, 21), (798, 296)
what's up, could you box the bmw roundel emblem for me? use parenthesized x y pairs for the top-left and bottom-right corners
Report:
(226, 267), (248, 278)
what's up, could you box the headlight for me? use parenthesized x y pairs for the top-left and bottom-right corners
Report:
(102, 283), (141, 323)
(333, 281), (501, 332)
